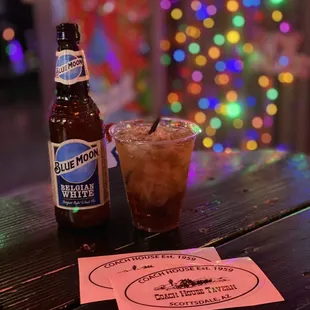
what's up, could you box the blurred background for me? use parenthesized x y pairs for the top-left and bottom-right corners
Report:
(1, 0), (310, 194)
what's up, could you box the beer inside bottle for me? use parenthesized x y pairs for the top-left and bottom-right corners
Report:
(48, 23), (110, 228)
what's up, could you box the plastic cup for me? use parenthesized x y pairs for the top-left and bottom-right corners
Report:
(109, 118), (201, 232)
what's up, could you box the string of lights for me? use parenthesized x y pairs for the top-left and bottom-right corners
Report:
(160, 0), (292, 152)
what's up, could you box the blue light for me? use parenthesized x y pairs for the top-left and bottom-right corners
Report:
(195, 5), (209, 21)
(234, 60), (243, 72)
(233, 78), (244, 88)
(242, 0), (260, 7)
(8, 43), (17, 55)
(7, 39), (24, 62)
(247, 96), (256, 107)
(226, 59), (241, 73)
(279, 56), (289, 67)
(225, 59), (243, 73)
(215, 61), (226, 72)
(226, 59), (235, 71)
(277, 144), (288, 152)
(209, 97), (219, 109)
(247, 130), (259, 140)
(213, 143), (224, 153)
(173, 49), (185, 62)
(198, 98), (209, 109)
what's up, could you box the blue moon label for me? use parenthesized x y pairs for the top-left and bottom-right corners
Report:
(55, 50), (89, 85)
(48, 139), (107, 210)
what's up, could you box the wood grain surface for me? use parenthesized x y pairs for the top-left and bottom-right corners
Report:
(1, 151), (310, 309)
(76, 207), (310, 310)
(217, 207), (310, 310)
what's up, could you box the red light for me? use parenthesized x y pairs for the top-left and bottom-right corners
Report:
(254, 11), (264, 22)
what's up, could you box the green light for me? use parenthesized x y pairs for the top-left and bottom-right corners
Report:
(213, 34), (225, 46)
(248, 51), (261, 63)
(232, 15), (245, 27)
(266, 88), (279, 100)
(188, 43), (200, 54)
(227, 102), (241, 118)
(171, 102), (182, 113)
(161, 54), (171, 66)
(72, 207), (79, 213)
(210, 117), (222, 129)
(270, 0), (284, 4)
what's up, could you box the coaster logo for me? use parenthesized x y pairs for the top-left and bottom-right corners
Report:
(55, 51), (84, 82)
(54, 141), (98, 183)
(123, 265), (260, 308)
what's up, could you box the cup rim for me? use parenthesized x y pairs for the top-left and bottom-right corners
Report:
(108, 117), (202, 145)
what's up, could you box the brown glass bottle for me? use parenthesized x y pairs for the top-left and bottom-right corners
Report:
(48, 23), (110, 228)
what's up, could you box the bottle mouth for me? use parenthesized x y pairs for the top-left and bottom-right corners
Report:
(56, 23), (80, 42)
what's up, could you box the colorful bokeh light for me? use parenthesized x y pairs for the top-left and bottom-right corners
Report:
(213, 143), (224, 153)
(173, 49), (185, 62)
(226, 30), (240, 44)
(227, 0), (239, 12)
(252, 117), (263, 129)
(198, 98), (209, 109)
(266, 103), (278, 116)
(195, 55), (207, 66)
(214, 34), (225, 46)
(203, 18), (215, 28)
(3, 28), (15, 41)
(203, 137), (214, 148)
(210, 117), (222, 129)
(227, 102), (241, 118)
(175, 32), (186, 43)
(280, 22), (290, 33)
(188, 43), (201, 54)
(160, 0), (171, 10)
(160, 54), (171, 66)
(246, 140), (258, 151)
(208, 47), (221, 59)
(171, 102), (182, 113)
(171, 8), (183, 20)
(272, 10), (283, 22)
(258, 75), (270, 88)
(226, 90), (238, 102)
(267, 88), (279, 100)
(161, 0), (288, 151)
(243, 43), (254, 53)
(270, 0), (284, 4)
(233, 119), (244, 129)
(191, 0), (202, 11)
(232, 15), (245, 27)
(195, 111), (207, 124)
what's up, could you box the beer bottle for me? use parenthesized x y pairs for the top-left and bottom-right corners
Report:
(48, 23), (110, 228)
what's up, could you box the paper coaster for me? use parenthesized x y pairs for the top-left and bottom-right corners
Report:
(110, 257), (284, 310)
(78, 247), (221, 304)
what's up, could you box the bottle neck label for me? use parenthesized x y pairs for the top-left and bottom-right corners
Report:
(55, 50), (89, 85)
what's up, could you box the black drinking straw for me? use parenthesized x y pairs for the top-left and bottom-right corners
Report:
(148, 117), (161, 134)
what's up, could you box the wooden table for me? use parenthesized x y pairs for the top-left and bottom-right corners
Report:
(1, 150), (310, 310)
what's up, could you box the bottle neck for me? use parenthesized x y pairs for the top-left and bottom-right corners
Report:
(55, 41), (90, 102)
